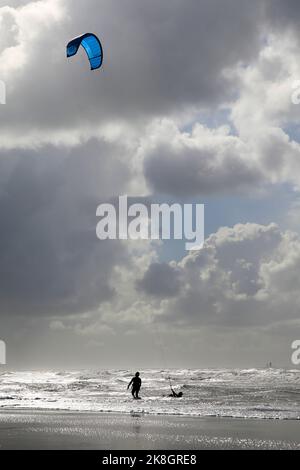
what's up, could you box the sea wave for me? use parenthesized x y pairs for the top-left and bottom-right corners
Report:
(0, 368), (299, 419)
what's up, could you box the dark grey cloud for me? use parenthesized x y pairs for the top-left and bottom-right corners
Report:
(265, 0), (300, 32)
(0, 139), (131, 316)
(137, 262), (181, 298)
(144, 141), (264, 196)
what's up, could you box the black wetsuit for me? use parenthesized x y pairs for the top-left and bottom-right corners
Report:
(169, 388), (182, 398)
(128, 376), (142, 398)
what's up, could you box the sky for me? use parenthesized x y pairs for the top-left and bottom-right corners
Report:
(1, 0), (300, 369)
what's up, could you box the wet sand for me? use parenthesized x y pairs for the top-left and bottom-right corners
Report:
(0, 410), (299, 450)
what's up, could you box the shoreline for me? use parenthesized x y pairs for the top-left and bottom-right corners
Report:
(0, 409), (299, 450)
(1, 407), (300, 421)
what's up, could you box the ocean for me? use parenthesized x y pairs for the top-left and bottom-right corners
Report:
(0, 368), (300, 420)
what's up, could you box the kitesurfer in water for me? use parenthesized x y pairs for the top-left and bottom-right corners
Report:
(169, 387), (183, 398)
(127, 372), (142, 399)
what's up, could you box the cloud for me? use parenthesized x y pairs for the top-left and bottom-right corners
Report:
(1, 1), (300, 367)
(0, 139), (133, 316)
(2, 0), (300, 198)
(265, 0), (300, 32)
(142, 27), (300, 197)
(0, 0), (264, 148)
(143, 120), (264, 196)
(127, 223), (300, 329)
(137, 262), (181, 298)
(61, 221), (300, 337)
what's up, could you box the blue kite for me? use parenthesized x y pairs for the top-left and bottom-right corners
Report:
(66, 33), (103, 71)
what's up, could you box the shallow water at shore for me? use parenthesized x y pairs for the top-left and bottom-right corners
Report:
(0, 410), (300, 450)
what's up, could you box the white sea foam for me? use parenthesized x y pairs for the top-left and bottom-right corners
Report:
(0, 368), (300, 419)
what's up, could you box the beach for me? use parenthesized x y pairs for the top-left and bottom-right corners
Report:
(0, 410), (299, 450)
(1, 368), (300, 449)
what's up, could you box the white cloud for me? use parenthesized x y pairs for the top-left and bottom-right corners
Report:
(120, 223), (300, 330)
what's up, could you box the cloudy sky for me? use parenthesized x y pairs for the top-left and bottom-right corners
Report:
(1, 0), (300, 369)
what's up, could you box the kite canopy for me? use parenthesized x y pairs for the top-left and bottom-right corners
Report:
(66, 33), (103, 70)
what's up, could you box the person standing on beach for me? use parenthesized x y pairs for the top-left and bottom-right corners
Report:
(127, 372), (142, 399)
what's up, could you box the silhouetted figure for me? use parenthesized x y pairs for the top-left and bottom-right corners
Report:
(169, 387), (183, 398)
(127, 372), (142, 399)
